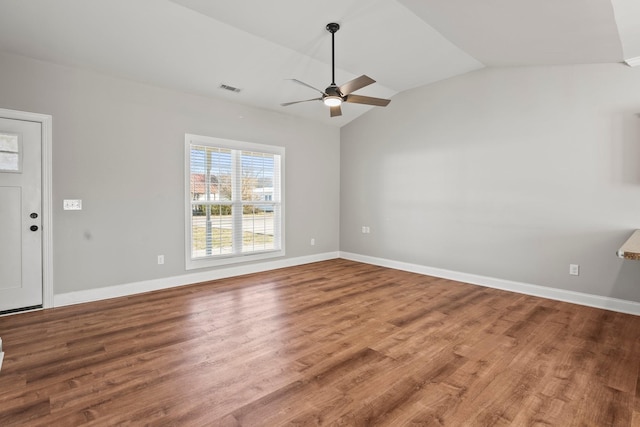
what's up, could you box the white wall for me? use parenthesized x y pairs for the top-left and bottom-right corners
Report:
(341, 64), (640, 302)
(0, 51), (340, 295)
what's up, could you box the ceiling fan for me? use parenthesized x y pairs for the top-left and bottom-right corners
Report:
(281, 22), (391, 118)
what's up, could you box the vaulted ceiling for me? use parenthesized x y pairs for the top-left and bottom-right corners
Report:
(0, 0), (638, 127)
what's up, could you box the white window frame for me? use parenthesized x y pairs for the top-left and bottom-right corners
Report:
(185, 134), (285, 270)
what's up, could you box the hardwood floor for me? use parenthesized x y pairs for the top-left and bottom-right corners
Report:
(1, 259), (639, 426)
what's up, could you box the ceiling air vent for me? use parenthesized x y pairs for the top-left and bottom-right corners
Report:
(219, 84), (242, 93)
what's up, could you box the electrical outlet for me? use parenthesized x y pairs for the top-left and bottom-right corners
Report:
(158, 255), (165, 265)
(310, 238), (315, 246)
(361, 226), (371, 234)
(569, 264), (579, 276)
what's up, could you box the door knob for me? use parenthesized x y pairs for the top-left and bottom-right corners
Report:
(30, 213), (38, 219)
(30, 225), (38, 232)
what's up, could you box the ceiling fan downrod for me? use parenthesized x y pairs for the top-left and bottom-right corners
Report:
(326, 23), (340, 86)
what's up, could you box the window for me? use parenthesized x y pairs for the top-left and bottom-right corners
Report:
(0, 133), (21, 172)
(185, 134), (284, 269)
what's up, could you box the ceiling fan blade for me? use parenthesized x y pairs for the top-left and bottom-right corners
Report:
(345, 94), (391, 107)
(280, 98), (322, 107)
(330, 105), (342, 117)
(339, 75), (375, 95)
(287, 79), (327, 96)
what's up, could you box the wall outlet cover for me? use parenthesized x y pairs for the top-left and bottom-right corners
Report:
(569, 264), (580, 276)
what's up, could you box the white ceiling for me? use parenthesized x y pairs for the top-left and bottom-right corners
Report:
(0, 0), (638, 127)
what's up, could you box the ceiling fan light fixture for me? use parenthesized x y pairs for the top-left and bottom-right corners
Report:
(323, 96), (342, 107)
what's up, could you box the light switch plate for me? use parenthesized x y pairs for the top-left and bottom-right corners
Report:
(63, 199), (82, 210)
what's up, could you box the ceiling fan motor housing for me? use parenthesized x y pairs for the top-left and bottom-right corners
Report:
(325, 84), (342, 98)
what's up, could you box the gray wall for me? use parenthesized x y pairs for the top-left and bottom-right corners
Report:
(341, 64), (640, 302)
(3, 50), (639, 303)
(0, 51), (340, 294)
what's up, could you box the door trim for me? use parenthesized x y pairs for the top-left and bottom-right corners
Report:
(0, 108), (53, 309)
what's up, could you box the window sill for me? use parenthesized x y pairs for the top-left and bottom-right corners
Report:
(185, 249), (285, 270)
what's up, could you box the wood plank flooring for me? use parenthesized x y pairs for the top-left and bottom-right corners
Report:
(1, 259), (639, 426)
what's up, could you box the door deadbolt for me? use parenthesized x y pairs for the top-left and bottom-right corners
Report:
(30, 212), (38, 219)
(30, 225), (38, 232)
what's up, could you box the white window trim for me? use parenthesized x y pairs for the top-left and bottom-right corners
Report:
(184, 134), (285, 270)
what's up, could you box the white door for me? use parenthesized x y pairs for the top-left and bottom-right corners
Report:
(0, 117), (42, 312)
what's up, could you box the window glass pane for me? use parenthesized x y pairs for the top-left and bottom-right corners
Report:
(242, 207), (275, 253)
(191, 204), (234, 258)
(0, 152), (19, 172)
(0, 133), (18, 152)
(241, 151), (275, 202)
(190, 145), (231, 202)
(0, 133), (20, 172)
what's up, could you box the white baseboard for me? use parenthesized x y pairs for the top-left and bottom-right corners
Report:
(339, 252), (640, 316)
(54, 252), (339, 307)
(53, 250), (640, 316)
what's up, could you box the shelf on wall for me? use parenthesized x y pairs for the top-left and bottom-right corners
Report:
(617, 230), (640, 260)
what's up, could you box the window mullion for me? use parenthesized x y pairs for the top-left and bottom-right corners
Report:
(231, 149), (243, 254)
(205, 148), (212, 256)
